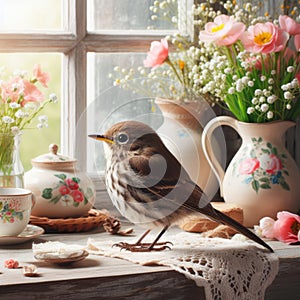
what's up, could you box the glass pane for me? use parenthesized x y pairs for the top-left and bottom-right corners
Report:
(87, 0), (178, 30)
(0, 0), (62, 31)
(0, 53), (61, 171)
(85, 52), (164, 173)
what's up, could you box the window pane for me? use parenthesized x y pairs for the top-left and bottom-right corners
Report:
(0, 0), (62, 31)
(0, 53), (61, 171)
(86, 53), (163, 173)
(87, 0), (178, 30)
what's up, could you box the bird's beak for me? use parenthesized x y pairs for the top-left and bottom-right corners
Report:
(88, 134), (115, 144)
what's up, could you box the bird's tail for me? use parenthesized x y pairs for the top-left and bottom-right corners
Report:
(203, 205), (273, 252)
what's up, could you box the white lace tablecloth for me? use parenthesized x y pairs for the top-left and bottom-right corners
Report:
(86, 232), (278, 300)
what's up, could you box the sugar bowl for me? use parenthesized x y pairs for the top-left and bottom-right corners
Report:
(24, 144), (95, 218)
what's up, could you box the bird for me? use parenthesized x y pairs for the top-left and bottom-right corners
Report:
(89, 120), (273, 252)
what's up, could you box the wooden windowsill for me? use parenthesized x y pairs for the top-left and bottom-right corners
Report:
(0, 226), (299, 300)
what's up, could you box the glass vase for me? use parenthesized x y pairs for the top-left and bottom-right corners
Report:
(0, 133), (24, 188)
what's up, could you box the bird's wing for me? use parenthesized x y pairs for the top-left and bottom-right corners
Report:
(128, 152), (205, 206)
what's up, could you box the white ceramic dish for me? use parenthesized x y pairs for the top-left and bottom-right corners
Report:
(34, 250), (89, 265)
(0, 224), (44, 245)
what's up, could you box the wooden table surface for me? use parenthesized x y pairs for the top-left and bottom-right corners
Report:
(0, 225), (299, 300)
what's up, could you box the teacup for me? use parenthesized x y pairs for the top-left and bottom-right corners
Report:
(0, 188), (33, 236)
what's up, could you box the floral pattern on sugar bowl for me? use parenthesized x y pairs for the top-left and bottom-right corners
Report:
(24, 144), (95, 218)
(233, 137), (290, 193)
(41, 174), (94, 208)
(0, 200), (23, 223)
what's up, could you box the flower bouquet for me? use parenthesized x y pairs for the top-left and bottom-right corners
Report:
(199, 10), (300, 122)
(110, 0), (300, 111)
(0, 64), (57, 187)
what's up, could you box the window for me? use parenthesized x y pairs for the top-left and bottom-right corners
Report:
(1, 0), (298, 192)
(0, 0), (176, 189)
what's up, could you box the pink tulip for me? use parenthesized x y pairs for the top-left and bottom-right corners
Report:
(143, 38), (169, 68)
(199, 14), (245, 46)
(279, 15), (300, 35)
(33, 64), (50, 88)
(241, 22), (289, 54)
(294, 34), (300, 50)
(273, 211), (300, 243)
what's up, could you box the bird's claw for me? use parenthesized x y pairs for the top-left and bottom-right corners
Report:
(112, 241), (172, 252)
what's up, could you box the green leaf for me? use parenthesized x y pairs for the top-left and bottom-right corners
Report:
(252, 180), (260, 193)
(271, 148), (278, 155)
(54, 174), (67, 181)
(251, 137), (257, 142)
(50, 195), (61, 204)
(280, 181), (290, 191)
(257, 137), (262, 143)
(284, 170), (289, 176)
(72, 177), (80, 183)
(85, 187), (94, 198)
(73, 201), (80, 207)
(259, 177), (269, 183)
(261, 148), (270, 154)
(260, 184), (271, 189)
(42, 188), (53, 199)
(267, 142), (272, 149)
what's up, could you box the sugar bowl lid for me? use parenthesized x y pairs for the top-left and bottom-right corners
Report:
(31, 144), (76, 169)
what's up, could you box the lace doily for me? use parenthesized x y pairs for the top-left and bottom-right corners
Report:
(87, 232), (278, 300)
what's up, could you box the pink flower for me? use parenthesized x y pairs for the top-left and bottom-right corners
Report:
(4, 259), (19, 269)
(238, 158), (260, 175)
(279, 15), (300, 35)
(22, 79), (44, 105)
(296, 73), (300, 85)
(59, 185), (71, 195)
(143, 38), (169, 68)
(294, 34), (300, 50)
(241, 22), (289, 54)
(199, 14), (245, 46)
(259, 217), (275, 239)
(70, 190), (84, 203)
(260, 154), (282, 175)
(65, 178), (79, 190)
(0, 77), (24, 103)
(33, 64), (50, 88)
(273, 211), (300, 243)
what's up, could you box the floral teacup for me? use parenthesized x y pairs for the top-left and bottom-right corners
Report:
(0, 188), (33, 236)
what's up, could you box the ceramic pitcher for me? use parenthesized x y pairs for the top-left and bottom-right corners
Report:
(202, 116), (300, 227)
(155, 98), (221, 200)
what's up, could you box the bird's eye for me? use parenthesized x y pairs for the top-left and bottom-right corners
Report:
(117, 133), (129, 144)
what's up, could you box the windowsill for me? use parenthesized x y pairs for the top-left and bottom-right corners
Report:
(0, 226), (299, 299)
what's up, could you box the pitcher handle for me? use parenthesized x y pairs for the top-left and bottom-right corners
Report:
(202, 116), (238, 197)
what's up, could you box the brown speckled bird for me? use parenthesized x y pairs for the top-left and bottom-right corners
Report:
(89, 120), (273, 252)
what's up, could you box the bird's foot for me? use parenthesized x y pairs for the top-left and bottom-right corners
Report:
(112, 241), (172, 252)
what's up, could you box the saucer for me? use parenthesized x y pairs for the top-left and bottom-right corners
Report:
(34, 250), (89, 265)
(0, 225), (44, 245)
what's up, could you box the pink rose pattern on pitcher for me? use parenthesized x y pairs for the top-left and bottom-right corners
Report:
(233, 137), (290, 193)
(0, 200), (23, 223)
(42, 174), (94, 207)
